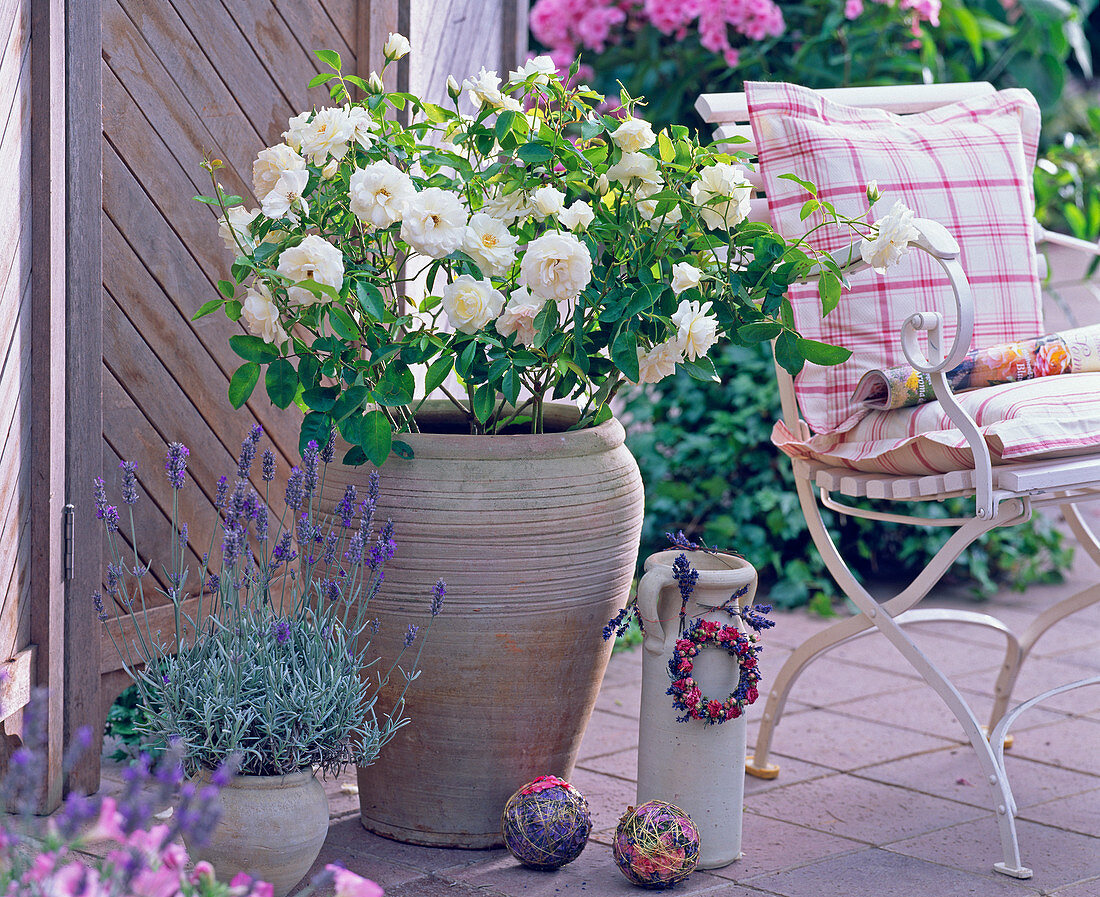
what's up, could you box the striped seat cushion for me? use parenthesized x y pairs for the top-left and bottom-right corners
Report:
(746, 82), (1044, 436)
(772, 373), (1100, 474)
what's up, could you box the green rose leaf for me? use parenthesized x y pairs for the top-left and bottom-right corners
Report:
(737, 321), (782, 342)
(228, 362), (260, 409)
(471, 383), (496, 423)
(229, 334), (280, 363)
(265, 358), (298, 409)
(423, 356), (454, 396)
(360, 410), (393, 466)
(327, 305), (361, 340)
(356, 281), (387, 321)
(774, 331), (806, 375)
(217, 280), (236, 300)
(681, 356), (720, 382)
(611, 329), (640, 383)
(819, 273), (843, 318)
(314, 49), (342, 72)
(517, 142), (553, 165)
(302, 386), (338, 413)
(501, 368), (521, 406)
(797, 337), (852, 367)
(299, 412), (334, 457)
(192, 298), (224, 321)
(373, 366), (416, 406)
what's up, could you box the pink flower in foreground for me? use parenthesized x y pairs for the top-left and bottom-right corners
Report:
(327, 865), (384, 897)
(845, 0), (864, 18)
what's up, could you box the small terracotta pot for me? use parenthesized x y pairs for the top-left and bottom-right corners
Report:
(186, 769), (329, 897)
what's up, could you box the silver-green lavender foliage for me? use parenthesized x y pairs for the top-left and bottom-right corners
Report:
(93, 426), (445, 778)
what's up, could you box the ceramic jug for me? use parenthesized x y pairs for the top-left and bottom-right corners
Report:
(635, 549), (758, 869)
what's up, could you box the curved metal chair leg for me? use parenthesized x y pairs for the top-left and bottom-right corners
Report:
(988, 503), (1100, 729)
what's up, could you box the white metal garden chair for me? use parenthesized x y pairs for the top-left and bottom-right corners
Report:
(696, 81), (1100, 879)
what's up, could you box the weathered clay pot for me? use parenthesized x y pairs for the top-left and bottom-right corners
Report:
(322, 401), (643, 847)
(186, 769), (329, 897)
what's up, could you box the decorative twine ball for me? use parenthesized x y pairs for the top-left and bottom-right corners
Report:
(613, 801), (700, 889)
(501, 775), (592, 870)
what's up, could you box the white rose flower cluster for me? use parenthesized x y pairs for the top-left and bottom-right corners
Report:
(632, 262), (717, 385)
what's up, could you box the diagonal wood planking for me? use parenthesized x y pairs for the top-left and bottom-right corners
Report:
(99, 0), (352, 675)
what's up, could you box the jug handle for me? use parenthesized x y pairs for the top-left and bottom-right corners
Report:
(636, 566), (671, 656)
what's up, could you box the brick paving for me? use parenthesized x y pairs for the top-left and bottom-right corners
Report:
(94, 523), (1100, 896)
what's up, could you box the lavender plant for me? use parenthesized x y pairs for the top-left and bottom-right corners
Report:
(94, 427), (444, 778)
(0, 685), (381, 897)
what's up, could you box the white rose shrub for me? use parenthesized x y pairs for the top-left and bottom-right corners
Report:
(199, 43), (902, 464)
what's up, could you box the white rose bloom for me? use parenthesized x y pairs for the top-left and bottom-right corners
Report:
(635, 337), (684, 384)
(345, 105), (377, 149)
(441, 275), (505, 334)
(321, 158), (339, 179)
(463, 67), (504, 109)
(384, 32), (411, 60)
(349, 160), (416, 228)
(463, 213), (518, 276)
(607, 151), (661, 186)
(219, 206), (260, 254)
(558, 201), (595, 231)
(495, 286), (544, 346)
(282, 111), (312, 153)
(276, 234), (345, 307)
(499, 94), (523, 113)
(595, 173), (610, 195)
(531, 185), (566, 219)
(367, 71), (385, 94)
(401, 187), (469, 258)
(253, 144), (306, 202)
(671, 262), (702, 295)
(261, 168), (310, 224)
(520, 231), (593, 302)
(297, 107), (354, 165)
(690, 163), (753, 231)
(446, 75), (461, 98)
(508, 55), (557, 85)
(481, 187), (532, 225)
(612, 117), (656, 153)
(671, 298), (719, 361)
(860, 199), (919, 273)
(241, 282), (287, 346)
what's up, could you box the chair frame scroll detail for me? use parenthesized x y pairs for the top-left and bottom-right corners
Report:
(698, 81), (1100, 880)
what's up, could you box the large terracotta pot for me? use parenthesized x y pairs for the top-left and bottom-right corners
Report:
(322, 401), (643, 847)
(186, 769), (329, 897)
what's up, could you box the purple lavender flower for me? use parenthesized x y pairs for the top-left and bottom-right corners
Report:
(336, 484), (357, 527)
(207, 572), (220, 593)
(93, 476), (108, 519)
(303, 440), (320, 497)
(666, 530), (700, 551)
(431, 579), (446, 617)
(321, 427), (336, 463)
(119, 460), (138, 506)
(178, 522), (189, 551)
(228, 479), (249, 524)
(271, 619), (291, 645)
(255, 504), (269, 542)
(368, 519), (396, 569)
(672, 553), (699, 616)
(272, 532), (294, 569)
(325, 579), (340, 603)
(215, 474), (229, 509)
(92, 590), (108, 622)
(323, 530), (339, 565)
(165, 442), (189, 489)
(105, 563), (123, 597)
(262, 448), (276, 482)
(103, 505), (120, 533)
(237, 425), (262, 478)
(403, 624), (419, 647)
(286, 466), (304, 510)
(222, 526), (242, 568)
(344, 528), (365, 566)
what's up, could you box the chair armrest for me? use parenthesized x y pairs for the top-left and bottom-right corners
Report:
(1035, 223), (1100, 258)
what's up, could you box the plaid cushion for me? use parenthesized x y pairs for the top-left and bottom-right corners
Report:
(746, 82), (1043, 435)
(772, 373), (1100, 474)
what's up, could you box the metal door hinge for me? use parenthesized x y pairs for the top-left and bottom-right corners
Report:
(63, 504), (75, 581)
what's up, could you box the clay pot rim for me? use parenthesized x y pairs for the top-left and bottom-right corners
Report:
(368, 400), (626, 462)
(643, 550), (756, 584)
(194, 767), (318, 790)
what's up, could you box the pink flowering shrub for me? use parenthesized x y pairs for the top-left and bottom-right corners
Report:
(530, 0), (1088, 132)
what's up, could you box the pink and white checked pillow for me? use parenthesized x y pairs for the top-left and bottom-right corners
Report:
(745, 82), (1043, 435)
(771, 372), (1100, 475)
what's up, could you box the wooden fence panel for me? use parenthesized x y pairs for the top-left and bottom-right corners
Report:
(0, 0), (32, 727)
